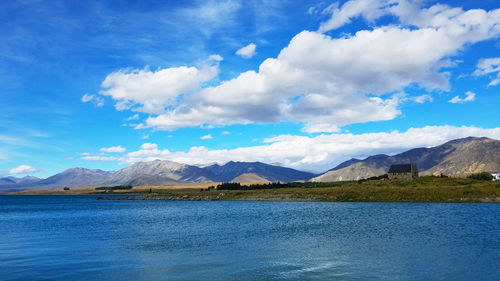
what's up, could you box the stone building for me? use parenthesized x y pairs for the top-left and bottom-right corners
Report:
(387, 164), (419, 180)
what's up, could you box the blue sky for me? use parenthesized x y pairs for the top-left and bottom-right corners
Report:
(1, 0), (499, 177)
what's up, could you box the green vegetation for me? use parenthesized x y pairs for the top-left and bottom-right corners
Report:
(214, 181), (353, 190)
(131, 176), (499, 203)
(467, 172), (493, 181)
(357, 174), (389, 183)
(95, 185), (133, 191)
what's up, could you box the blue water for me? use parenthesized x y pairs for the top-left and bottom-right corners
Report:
(0, 195), (498, 280)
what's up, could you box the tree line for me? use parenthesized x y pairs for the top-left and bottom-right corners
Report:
(214, 181), (351, 190)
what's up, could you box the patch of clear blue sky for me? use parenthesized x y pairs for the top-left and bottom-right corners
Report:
(0, 0), (499, 177)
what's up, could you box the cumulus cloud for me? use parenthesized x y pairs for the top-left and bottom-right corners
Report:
(200, 134), (213, 140)
(221, 131), (230, 135)
(99, 56), (222, 114)
(81, 94), (104, 107)
(100, 146), (126, 153)
(473, 57), (500, 86)
(124, 143), (171, 163)
(9, 165), (39, 175)
(80, 126), (500, 172)
(449, 91), (476, 104)
(319, 0), (500, 36)
(96, 1), (500, 132)
(236, 43), (257, 58)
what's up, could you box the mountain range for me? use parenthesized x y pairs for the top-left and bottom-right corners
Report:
(312, 136), (500, 181)
(1, 137), (499, 191)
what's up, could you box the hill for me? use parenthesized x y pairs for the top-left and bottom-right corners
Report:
(230, 173), (270, 183)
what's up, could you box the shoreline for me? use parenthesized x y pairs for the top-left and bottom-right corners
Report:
(7, 177), (500, 203)
(96, 193), (500, 203)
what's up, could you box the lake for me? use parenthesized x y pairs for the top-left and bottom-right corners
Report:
(0, 195), (498, 280)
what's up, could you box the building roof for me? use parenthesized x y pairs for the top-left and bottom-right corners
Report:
(388, 164), (418, 173)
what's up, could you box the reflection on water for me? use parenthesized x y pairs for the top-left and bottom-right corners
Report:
(0, 195), (498, 280)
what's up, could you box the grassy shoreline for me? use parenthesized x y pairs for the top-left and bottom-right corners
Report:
(12, 176), (499, 203)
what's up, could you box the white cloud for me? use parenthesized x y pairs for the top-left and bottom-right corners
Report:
(221, 131), (230, 135)
(209, 54), (223, 61)
(100, 146), (126, 153)
(99, 56), (221, 114)
(307, 6), (317, 15)
(81, 94), (104, 107)
(80, 156), (120, 161)
(97, 1), (500, 133)
(303, 123), (340, 134)
(473, 57), (500, 86)
(99, 125), (499, 172)
(236, 43), (257, 58)
(139, 143), (159, 150)
(413, 94), (433, 104)
(125, 114), (139, 121)
(318, 0), (392, 33)
(124, 143), (171, 163)
(81, 94), (94, 103)
(200, 134), (213, 140)
(141, 135), (149, 139)
(319, 0), (500, 37)
(449, 91), (476, 104)
(9, 165), (39, 175)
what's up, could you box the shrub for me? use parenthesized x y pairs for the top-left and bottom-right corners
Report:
(467, 172), (493, 181)
(95, 185), (133, 191)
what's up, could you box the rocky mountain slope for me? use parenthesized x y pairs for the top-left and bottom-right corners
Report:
(105, 160), (218, 185)
(312, 137), (500, 181)
(36, 168), (111, 188)
(312, 162), (386, 182)
(204, 161), (316, 182)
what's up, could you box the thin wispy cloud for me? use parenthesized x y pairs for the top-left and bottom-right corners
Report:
(81, 94), (104, 107)
(100, 146), (126, 153)
(473, 57), (500, 86)
(449, 91), (476, 104)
